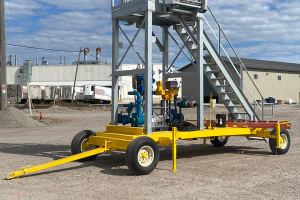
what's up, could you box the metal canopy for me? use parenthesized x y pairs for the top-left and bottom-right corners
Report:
(112, 0), (204, 26)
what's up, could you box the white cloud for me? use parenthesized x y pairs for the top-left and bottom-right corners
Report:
(4, 0), (300, 67)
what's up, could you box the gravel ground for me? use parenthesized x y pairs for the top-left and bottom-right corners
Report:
(0, 104), (300, 199)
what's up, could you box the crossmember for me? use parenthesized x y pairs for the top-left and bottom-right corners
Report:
(202, 120), (291, 129)
(88, 124), (278, 150)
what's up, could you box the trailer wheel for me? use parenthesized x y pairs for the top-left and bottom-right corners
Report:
(210, 136), (228, 147)
(125, 137), (160, 175)
(71, 130), (98, 161)
(269, 129), (290, 155)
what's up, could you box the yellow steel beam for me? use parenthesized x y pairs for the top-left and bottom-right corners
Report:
(89, 136), (132, 151)
(276, 123), (281, 148)
(106, 125), (144, 135)
(7, 146), (108, 180)
(177, 127), (252, 139)
(172, 127), (177, 172)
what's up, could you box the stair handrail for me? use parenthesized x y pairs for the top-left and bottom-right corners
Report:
(205, 6), (266, 119)
(202, 18), (261, 110)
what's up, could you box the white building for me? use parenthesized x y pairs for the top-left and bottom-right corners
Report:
(179, 57), (300, 103)
(6, 63), (181, 103)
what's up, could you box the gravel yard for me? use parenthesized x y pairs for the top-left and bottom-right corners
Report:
(0, 104), (300, 199)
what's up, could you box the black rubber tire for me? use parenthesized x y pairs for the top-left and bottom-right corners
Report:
(269, 129), (290, 155)
(125, 137), (160, 175)
(210, 136), (228, 147)
(71, 130), (98, 161)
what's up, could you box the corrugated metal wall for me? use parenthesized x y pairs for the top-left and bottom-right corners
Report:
(243, 71), (300, 103)
(180, 66), (219, 103)
(31, 65), (112, 82)
(6, 66), (23, 85)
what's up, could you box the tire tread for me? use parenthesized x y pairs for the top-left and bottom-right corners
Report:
(125, 137), (160, 175)
(71, 130), (98, 161)
(269, 129), (290, 155)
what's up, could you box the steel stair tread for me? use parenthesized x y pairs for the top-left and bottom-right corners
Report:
(204, 63), (216, 66)
(220, 92), (233, 94)
(206, 70), (220, 73)
(211, 77), (225, 80)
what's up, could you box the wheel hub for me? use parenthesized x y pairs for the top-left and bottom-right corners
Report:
(280, 134), (288, 149)
(82, 141), (90, 150)
(218, 136), (226, 142)
(81, 138), (96, 152)
(137, 145), (154, 167)
(141, 152), (147, 159)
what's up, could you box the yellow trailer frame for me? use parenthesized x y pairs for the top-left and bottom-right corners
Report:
(6, 122), (289, 180)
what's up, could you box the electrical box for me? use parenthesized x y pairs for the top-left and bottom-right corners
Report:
(166, 81), (178, 90)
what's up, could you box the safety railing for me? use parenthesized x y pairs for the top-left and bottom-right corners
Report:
(204, 6), (268, 120)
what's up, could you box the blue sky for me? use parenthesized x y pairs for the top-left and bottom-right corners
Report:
(4, 0), (300, 68)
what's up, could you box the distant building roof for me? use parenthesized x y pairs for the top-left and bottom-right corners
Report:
(179, 57), (300, 73)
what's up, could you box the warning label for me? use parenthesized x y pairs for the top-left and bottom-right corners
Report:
(1, 85), (6, 93)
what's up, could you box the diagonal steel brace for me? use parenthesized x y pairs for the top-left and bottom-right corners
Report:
(168, 31), (197, 70)
(118, 18), (146, 68)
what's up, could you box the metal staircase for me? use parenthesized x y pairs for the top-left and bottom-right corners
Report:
(174, 11), (262, 120)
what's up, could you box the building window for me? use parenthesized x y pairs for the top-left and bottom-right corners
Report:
(254, 74), (258, 79)
(19, 69), (23, 73)
(278, 76), (281, 80)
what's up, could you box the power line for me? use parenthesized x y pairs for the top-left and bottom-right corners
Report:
(48, 0), (98, 25)
(90, 0), (111, 14)
(6, 43), (79, 52)
(7, 0), (22, 61)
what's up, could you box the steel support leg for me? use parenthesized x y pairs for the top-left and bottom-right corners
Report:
(144, 11), (153, 135)
(162, 26), (169, 89)
(196, 14), (204, 130)
(172, 127), (177, 172)
(261, 96), (264, 121)
(239, 64), (243, 92)
(111, 19), (119, 125)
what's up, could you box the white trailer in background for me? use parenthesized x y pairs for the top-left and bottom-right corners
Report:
(44, 86), (59, 100)
(18, 84), (111, 104)
(29, 85), (42, 100)
(59, 86), (72, 100)
(21, 85), (28, 101)
(83, 85), (111, 103)
(74, 86), (84, 101)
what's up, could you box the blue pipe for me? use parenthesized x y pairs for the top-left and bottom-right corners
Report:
(128, 91), (142, 114)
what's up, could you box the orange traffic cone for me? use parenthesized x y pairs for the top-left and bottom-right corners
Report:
(39, 111), (43, 120)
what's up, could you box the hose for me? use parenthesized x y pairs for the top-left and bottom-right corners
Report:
(171, 119), (197, 131)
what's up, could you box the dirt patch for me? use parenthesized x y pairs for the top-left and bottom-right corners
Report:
(31, 116), (70, 126)
(0, 107), (43, 128)
(47, 105), (77, 112)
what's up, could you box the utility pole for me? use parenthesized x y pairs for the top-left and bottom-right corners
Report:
(71, 47), (82, 103)
(0, 0), (7, 110)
